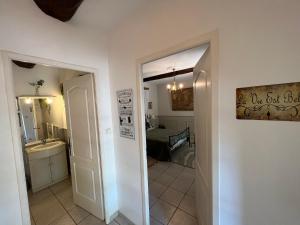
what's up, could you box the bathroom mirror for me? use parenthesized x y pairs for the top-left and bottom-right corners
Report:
(17, 96), (61, 144)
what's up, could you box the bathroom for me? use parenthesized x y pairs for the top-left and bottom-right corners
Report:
(13, 60), (101, 225)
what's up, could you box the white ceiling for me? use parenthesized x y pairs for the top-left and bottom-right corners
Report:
(70, 0), (148, 31)
(142, 44), (209, 78)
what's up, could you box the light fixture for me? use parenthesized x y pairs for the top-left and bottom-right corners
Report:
(25, 98), (32, 104)
(166, 68), (184, 92)
(45, 97), (53, 104)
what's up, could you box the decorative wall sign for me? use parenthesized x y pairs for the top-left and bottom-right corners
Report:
(236, 82), (300, 121)
(117, 89), (135, 139)
(171, 87), (194, 111)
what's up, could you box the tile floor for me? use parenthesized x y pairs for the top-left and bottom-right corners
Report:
(28, 162), (197, 225)
(28, 178), (133, 225)
(148, 162), (197, 225)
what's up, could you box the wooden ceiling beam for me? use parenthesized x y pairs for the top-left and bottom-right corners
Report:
(143, 67), (194, 82)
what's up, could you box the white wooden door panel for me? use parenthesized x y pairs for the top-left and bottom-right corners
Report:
(194, 48), (212, 225)
(64, 74), (104, 219)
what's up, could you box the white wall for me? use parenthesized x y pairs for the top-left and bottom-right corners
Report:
(108, 0), (300, 224)
(0, 0), (117, 224)
(157, 77), (194, 117)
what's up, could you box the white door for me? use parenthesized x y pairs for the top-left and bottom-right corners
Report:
(64, 74), (104, 219)
(193, 50), (212, 225)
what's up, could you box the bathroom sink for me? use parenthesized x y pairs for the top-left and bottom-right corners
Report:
(26, 141), (66, 160)
(31, 142), (62, 151)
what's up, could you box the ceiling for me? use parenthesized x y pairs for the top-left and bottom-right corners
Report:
(69, 0), (148, 30)
(142, 43), (209, 78)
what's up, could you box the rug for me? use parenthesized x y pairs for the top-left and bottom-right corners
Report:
(171, 143), (195, 168)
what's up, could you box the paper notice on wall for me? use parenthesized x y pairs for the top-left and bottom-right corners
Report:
(117, 89), (135, 139)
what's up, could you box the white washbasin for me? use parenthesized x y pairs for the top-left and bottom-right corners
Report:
(26, 141), (66, 160)
(31, 142), (62, 151)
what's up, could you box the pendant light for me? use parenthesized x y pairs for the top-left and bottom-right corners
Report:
(166, 68), (184, 92)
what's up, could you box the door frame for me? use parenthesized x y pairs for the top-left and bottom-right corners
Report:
(0, 51), (105, 225)
(135, 30), (219, 225)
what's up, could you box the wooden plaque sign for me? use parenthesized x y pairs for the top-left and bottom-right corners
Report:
(236, 82), (300, 121)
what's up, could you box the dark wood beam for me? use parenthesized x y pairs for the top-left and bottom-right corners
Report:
(143, 67), (194, 82)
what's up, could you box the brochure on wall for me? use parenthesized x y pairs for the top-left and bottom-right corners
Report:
(117, 88), (135, 139)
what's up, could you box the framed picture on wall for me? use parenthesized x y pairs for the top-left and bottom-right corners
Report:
(171, 87), (193, 111)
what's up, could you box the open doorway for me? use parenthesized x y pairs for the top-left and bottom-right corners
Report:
(138, 40), (216, 225)
(11, 61), (104, 225)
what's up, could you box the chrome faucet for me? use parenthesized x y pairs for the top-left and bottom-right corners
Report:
(40, 138), (47, 144)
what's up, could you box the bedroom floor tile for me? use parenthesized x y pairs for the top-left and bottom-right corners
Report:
(148, 168), (161, 181)
(160, 187), (184, 207)
(155, 173), (176, 187)
(149, 181), (168, 198)
(152, 162), (171, 173)
(150, 200), (176, 225)
(170, 173), (194, 194)
(187, 182), (195, 197)
(148, 162), (197, 224)
(164, 164), (184, 178)
(168, 209), (197, 225)
(179, 195), (196, 217)
(149, 194), (159, 208)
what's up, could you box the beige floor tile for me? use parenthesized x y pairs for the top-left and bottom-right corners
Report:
(149, 181), (168, 198)
(182, 167), (195, 177)
(150, 217), (163, 225)
(179, 195), (196, 217)
(155, 173), (175, 187)
(30, 196), (67, 225)
(177, 171), (195, 181)
(28, 188), (53, 206)
(109, 221), (119, 225)
(164, 164), (184, 178)
(170, 174), (194, 193)
(49, 214), (76, 225)
(30, 214), (36, 225)
(56, 188), (76, 211)
(78, 215), (105, 225)
(114, 213), (134, 225)
(69, 206), (90, 223)
(168, 209), (197, 225)
(150, 200), (176, 225)
(187, 182), (195, 197)
(148, 168), (161, 181)
(152, 162), (171, 172)
(149, 194), (158, 208)
(50, 178), (72, 194)
(160, 187), (184, 207)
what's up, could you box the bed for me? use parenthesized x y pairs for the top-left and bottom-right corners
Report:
(146, 127), (190, 161)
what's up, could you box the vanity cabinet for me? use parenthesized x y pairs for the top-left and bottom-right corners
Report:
(27, 142), (68, 192)
(50, 151), (69, 183)
(29, 157), (52, 191)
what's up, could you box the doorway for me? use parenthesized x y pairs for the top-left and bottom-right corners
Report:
(2, 54), (106, 225)
(136, 32), (219, 225)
